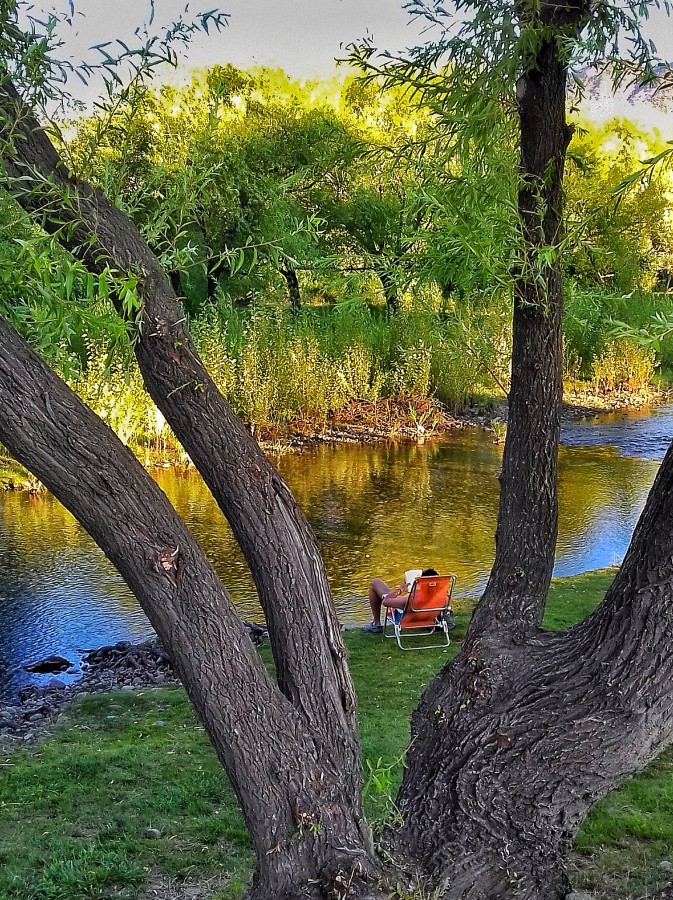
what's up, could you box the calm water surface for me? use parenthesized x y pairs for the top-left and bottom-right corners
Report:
(0, 405), (669, 698)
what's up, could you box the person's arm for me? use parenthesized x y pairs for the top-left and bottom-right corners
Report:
(382, 583), (409, 607)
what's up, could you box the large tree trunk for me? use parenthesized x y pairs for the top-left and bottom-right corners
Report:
(395, 11), (644, 899)
(0, 314), (389, 899)
(0, 76), (387, 895)
(0, 75), (362, 797)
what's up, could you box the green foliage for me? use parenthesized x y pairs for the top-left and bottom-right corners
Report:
(0, 296), (507, 453)
(590, 338), (656, 394)
(564, 288), (610, 375)
(565, 119), (673, 293)
(0, 192), (134, 375)
(72, 353), (160, 448)
(3, 30), (673, 437)
(197, 304), (504, 426)
(348, 0), (673, 326)
(65, 66), (376, 313)
(564, 287), (673, 383)
(364, 756), (402, 799)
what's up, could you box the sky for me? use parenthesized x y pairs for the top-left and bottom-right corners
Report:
(41, 0), (428, 88)
(33, 1), (673, 127)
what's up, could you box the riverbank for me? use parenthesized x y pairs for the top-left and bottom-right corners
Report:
(0, 640), (180, 750)
(249, 388), (673, 451)
(0, 625), (267, 750)
(2, 388), (668, 491)
(2, 570), (673, 900)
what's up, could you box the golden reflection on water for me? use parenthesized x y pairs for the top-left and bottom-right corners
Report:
(271, 438), (502, 613)
(0, 427), (663, 696)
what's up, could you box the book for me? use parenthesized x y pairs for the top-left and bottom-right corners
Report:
(404, 569), (423, 591)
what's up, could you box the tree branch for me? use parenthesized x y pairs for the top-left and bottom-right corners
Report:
(0, 312), (311, 853)
(469, 35), (569, 637)
(0, 76), (363, 793)
(0, 311), (382, 894)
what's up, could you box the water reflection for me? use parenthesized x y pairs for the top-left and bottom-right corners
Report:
(284, 438), (502, 605)
(0, 408), (670, 698)
(555, 445), (658, 576)
(561, 404), (673, 460)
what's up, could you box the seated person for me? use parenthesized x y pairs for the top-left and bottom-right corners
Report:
(362, 568), (438, 633)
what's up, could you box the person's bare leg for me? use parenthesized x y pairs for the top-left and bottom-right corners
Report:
(368, 578), (392, 626)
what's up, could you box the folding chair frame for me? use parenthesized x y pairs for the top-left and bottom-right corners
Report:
(383, 573), (456, 651)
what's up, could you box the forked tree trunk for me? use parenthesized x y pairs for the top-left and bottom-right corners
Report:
(394, 14), (672, 900)
(0, 315), (389, 900)
(0, 76), (387, 897)
(0, 76), (363, 799)
(4, 7), (673, 897)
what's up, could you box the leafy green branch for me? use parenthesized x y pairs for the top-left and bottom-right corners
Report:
(613, 143), (673, 196)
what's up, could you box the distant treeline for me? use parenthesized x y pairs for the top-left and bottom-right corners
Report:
(1, 65), (672, 445)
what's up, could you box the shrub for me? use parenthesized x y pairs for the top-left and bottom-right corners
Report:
(591, 338), (656, 394)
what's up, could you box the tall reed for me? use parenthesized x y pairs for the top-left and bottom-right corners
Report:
(67, 303), (503, 450)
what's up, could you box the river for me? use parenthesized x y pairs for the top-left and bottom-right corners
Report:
(0, 404), (669, 699)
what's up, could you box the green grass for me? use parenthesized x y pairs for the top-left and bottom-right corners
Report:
(0, 691), (253, 899)
(543, 567), (616, 631)
(1, 569), (671, 899)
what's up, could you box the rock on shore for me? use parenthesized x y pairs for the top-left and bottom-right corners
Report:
(1, 623), (267, 750)
(0, 639), (178, 749)
(24, 655), (72, 674)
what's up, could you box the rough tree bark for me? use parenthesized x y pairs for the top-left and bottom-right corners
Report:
(0, 315), (389, 899)
(395, 5), (673, 900)
(3, 2), (673, 896)
(0, 77), (361, 790)
(0, 76), (389, 898)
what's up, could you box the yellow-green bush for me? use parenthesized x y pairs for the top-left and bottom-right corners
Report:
(387, 341), (433, 398)
(72, 355), (160, 449)
(336, 345), (384, 403)
(591, 338), (656, 394)
(61, 303), (517, 448)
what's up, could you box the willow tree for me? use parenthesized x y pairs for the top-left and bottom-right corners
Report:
(1, 2), (673, 899)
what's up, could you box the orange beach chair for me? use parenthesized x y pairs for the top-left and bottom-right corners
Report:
(383, 573), (456, 651)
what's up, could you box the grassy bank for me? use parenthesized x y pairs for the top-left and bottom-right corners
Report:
(62, 299), (666, 456)
(1, 570), (672, 899)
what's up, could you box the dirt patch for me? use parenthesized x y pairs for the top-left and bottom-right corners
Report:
(255, 397), (491, 452)
(562, 386), (673, 419)
(139, 873), (232, 899)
